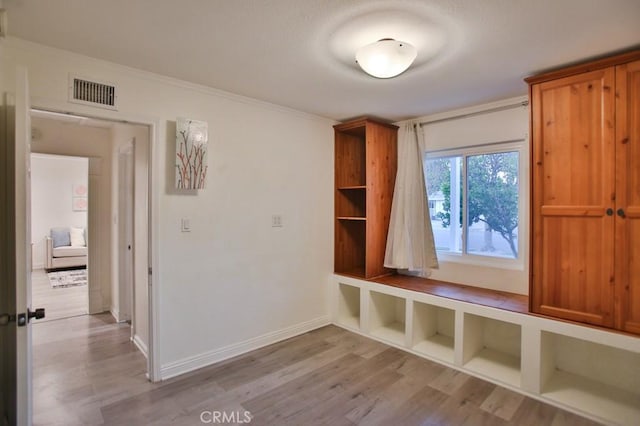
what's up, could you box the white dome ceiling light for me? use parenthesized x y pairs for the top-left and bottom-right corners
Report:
(355, 38), (417, 78)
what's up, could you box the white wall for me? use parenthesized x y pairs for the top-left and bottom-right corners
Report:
(403, 97), (530, 295)
(30, 154), (88, 269)
(1, 37), (334, 376)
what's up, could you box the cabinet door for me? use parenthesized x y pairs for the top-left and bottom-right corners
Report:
(616, 60), (640, 333)
(531, 68), (616, 327)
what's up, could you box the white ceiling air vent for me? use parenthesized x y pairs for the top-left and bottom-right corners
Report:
(68, 75), (118, 110)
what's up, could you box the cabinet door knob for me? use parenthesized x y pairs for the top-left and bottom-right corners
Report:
(617, 208), (626, 218)
(606, 208), (614, 216)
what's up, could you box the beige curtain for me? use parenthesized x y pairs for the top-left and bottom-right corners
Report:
(384, 122), (438, 275)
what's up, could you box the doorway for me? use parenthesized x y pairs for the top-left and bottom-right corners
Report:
(30, 153), (89, 321)
(28, 110), (152, 422)
(2, 69), (159, 422)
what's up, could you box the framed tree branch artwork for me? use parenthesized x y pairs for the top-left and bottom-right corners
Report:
(176, 117), (209, 190)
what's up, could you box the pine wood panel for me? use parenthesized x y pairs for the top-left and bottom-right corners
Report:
(334, 220), (366, 277)
(524, 49), (640, 86)
(615, 59), (640, 333)
(336, 188), (366, 218)
(334, 131), (366, 188)
(365, 121), (397, 279)
(374, 274), (528, 313)
(531, 68), (616, 327)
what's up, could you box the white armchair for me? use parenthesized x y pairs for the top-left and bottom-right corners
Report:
(46, 227), (88, 270)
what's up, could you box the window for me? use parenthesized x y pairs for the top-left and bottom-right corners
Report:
(424, 142), (524, 264)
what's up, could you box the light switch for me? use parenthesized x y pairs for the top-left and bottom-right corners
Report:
(181, 218), (191, 232)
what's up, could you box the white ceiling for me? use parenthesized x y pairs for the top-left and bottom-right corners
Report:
(4, 0), (640, 121)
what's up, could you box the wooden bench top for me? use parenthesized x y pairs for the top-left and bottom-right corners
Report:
(370, 274), (529, 314)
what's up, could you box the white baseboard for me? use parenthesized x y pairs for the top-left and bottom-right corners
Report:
(110, 308), (131, 324)
(110, 308), (120, 322)
(160, 315), (330, 381)
(133, 334), (148, 359)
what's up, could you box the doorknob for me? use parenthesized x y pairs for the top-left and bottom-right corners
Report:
(606, 208), (614, 216)
(0, 313), (15, 326)
(617, 208), (626, 218)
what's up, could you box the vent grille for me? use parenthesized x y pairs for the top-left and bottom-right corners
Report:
(69, 76), (118, 110)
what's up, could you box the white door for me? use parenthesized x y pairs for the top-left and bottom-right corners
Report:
(0, 67), (34, 425)
(118, 144), (134, 323)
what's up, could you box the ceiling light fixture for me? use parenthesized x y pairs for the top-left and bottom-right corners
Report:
(355, 38), (417, 79)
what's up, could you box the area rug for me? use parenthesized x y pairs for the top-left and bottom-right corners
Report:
(48, 268), (88, 288)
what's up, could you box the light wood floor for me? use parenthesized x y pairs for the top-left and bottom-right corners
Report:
(33, 314), (601, 426)
(31, 268), (88, 321)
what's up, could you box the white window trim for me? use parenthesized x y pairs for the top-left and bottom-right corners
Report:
(425, 139), (528, 271)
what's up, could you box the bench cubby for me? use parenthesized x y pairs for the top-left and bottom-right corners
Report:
(412, 301), (455, 364)
(539, 332), (640, 425)
(462, 314), (521, 387)
(369, 291), (406, 346)
(332, 274), (640, 426)
(337, 283), (360, 330)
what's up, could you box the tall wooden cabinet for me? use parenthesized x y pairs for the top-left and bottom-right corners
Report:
(334, 118), (398, 279)
(527, 50), (640, 333)
(616, 58), (640, 334)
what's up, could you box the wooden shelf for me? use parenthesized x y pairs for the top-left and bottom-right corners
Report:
(334, 267), (366, 279)
(334, 118), (397, 279)
(337, 185), (366, 190)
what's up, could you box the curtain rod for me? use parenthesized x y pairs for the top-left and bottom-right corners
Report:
(417, 100), (529, 128)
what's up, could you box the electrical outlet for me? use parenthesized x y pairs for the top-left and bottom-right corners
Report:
(271, 215), (283, 227)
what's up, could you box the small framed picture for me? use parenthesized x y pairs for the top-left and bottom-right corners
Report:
(72, 197), (88, 212)
(73, 183), (88, 197)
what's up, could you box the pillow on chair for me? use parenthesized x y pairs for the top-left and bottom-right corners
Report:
(70, 227), (86, 247)
(51, 227), (70, 248)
